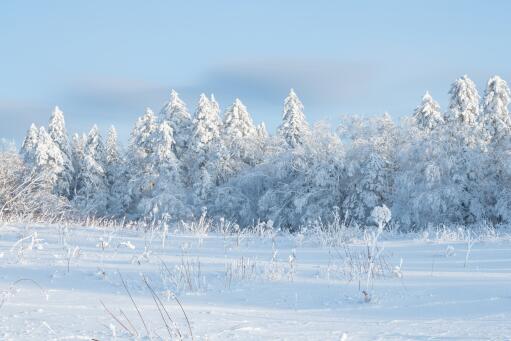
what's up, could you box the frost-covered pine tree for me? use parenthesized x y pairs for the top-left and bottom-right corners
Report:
(32, 126), (65, 194)
(70, 133), (87, 196)
(223, 99), (257, 138)
(130, 108), (158, 156)
(479, 76), (511, 223)
(413, 91), (444, 130)
(105, 126), (129, 216)
(125, 108), (158, 215)
(105, 126), (120, 166)
(481, 75), (511, 141)
(446, 75), (480, 126)
(20, 123), (39, 165)
(159, 89), (193, 159)
(217, 98), (261, 179)
(137, 121), (189, 220)
(191, 94), (222, 150)
(278, 89), (310, 147)
(73, 125), (108, 216)
(48, 106), (74, 198)
(186, 94), (223, 204)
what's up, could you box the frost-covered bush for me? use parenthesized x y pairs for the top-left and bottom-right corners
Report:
(0, 145), (67, 221)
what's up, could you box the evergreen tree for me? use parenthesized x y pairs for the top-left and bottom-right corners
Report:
(105, 126), (129, 216)
(278, 89), (310, 147)
(32, 127), (65, 194)
(481, 76), (511, 223)
(130, 108), (158, 157)
(191, 93), (222, 150)
(48, 106), (74, 198)
(73, 125), (108, 216)
(217, 99), (261, 181)
(159, 89), (193, 159)
(125, 108), (158, 215)
(446, 75), (480, 125)
(186, 94), (223, 204)
(20, 123), (39, 165)
(70, 133), (87, 196)
(223, 98), (257, 138)
(481, 75), (511, 141)
(413, 91), (444, 130)
(105, 126), (120, 166)
(138, 121), (189, 220)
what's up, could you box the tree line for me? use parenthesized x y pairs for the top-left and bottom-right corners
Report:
(4, 75), (511, 230)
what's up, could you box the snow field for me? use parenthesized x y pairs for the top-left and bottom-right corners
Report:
(0, 223), (510, 340)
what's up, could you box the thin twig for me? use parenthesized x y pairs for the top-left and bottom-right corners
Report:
(100, 299), (136, 337)
(118, 271), (151, 338)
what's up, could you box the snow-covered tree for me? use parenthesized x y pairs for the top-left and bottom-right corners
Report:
(20, 123), (39, 165)
(343, 152), (390, 224)
(341, 114), (396, 226)
(73, 125), (108, 216)
(413, 91), (444, 130)
(278, 89), (310, 147)
(446, 75), (480, 126)
(394, 87), (491, 228)
(186, 94), (223, 205)
(48, 106), (74, 198)
(0, 144), (66, 220)
(190, 94), (222, 151)
(481, 75), (511, 141)
(105, 126), (120, 166)
(70, 133), (87, 196)
(32, 127), (66, 195)
(479, 76), (511, 223)
(159, 89), (193, 159)
(131, 108), (158, 155)
(223, 99), (257, 138)
(125, 108), (158, 215)
(104, 126), (129, 216)
(255, 123), (345, 229)
(20, 109), (74, 199)
(137, 121), (190, 220)
(217, 99), (261, 179)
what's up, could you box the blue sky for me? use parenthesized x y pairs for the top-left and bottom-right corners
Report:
(2, 0), (511, 143)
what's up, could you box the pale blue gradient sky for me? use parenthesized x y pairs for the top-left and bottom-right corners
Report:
(2, 0), (511, 143)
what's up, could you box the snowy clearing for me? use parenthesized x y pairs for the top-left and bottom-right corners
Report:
(1, 224), (510, 340)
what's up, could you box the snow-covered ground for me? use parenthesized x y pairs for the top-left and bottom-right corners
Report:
(1, 223), (510, 340)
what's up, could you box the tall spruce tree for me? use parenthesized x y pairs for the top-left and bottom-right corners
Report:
(481, 75), (511, 141)
(159, 89), (193, 159)
(446, 75), (480, 126)
(20, 123), (39, 165)
(73, 125), (108, 216)
(186, 94), (223, 204)
(138, 121), (189, 220)
(413, 91), (444, 130)
(48, 106), (74, 198)
(125, 108), (158, 216)
(278, 89), (310, 147)
(105, 126), (129, 216)
(32, 127), (65, 195)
